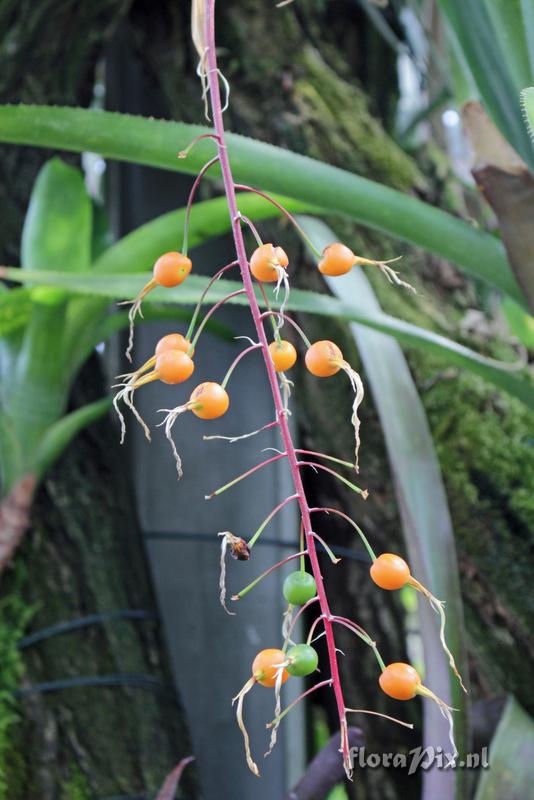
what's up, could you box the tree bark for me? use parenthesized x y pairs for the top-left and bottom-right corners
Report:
(0, 3), (197, 797)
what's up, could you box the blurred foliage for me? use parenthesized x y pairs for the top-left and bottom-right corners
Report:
(0, 573), (33, 799)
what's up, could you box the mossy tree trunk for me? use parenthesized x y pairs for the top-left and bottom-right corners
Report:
(0, 3), (197, 798)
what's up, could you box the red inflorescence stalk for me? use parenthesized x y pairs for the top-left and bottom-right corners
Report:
(204, 0), (352, 775)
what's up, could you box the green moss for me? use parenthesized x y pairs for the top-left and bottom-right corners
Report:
(0, 576), (33, 800)
(422, 372), (534, 618)
(294, 47), (423, 193)
(60, 766), (93, 800)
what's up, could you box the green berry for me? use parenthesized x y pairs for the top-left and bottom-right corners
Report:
(283, 571), (317, 605)
(286, 644), (319, 677)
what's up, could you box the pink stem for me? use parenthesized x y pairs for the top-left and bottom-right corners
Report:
(234, 183), (322, 256)
(256, 419), (279, 434)
(205, 0), (350, 772)
(310, 506), (377, 561)
(248, 492), (300, 549)
(307, 614), (326, 645)
(332, 615), (369, 637)
(198, 260), (239, 299)
(190, 288), (246, 350)
(296, 449), (353, 466)
(285, 595), (320, 639)
(185, 259), (239, 340)
(203, 419), (280, 443)
(298, 461), (367, 497)
(259, 310), (312, 348)
(222, 343), (264, 388)
(182, 155), (220, 254)
(233, 550), (308, 600)
(268, 679), (333, 727)
(238, 214), (264, 247)
(179, 132), (222, 155)
(332, 616), (386, 671)
(206, 452), (288, 499)
(311, 531), (340, 563)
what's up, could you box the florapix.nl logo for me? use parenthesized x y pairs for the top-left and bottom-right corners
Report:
(350, 746), (489, 775)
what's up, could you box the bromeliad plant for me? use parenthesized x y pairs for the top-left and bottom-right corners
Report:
(111, 0), (465, 778)
(3, 0), (534, 785)
(0, 159), (234, 572)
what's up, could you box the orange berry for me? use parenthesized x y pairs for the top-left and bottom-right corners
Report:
(370, 553), (411, 590)
(249, 243), (289, 283)
(379, 663), (421, 701)
(155, 333), (193, 356)
(318, 243), (355, 277)
(268, 340), (297, 372)
(153, 252), (192, 287)
(189, 382), (229, 419)
(305, 340), (343, 377)
(252, 648), (289, 688)
(155, 350), (195, 384)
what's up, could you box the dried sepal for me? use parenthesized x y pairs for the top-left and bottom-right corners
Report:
(191, 0), (206, 61)
(278, 372), (293, 416)
(232, 677), (260, 777)
(118, 280), (156, 362)
(337, 360), (364, 472)
(218, 532), (234, 616)
(273, 265), (290, 328)
(345, 707), (414, 729)
(192, 0), (230, 120)
(158, 404), (191, 479)
(340, 717), (352, 780)
(112, 381), (151, 444)
(378, 261), (417, 294)
(417, 684), (458, 763)
(264, 663), (286, 758)
(410, 577), (467, 693)
(281, 603), (295, 646)
(203, 420), (275, 444)
(356, 255), (417, 294)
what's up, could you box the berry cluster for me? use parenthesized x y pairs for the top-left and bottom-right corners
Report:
(113, 229), (461, 775)
(112, 0), (464, 780)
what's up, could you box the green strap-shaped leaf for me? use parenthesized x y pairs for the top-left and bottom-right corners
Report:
(21, 157), (92, 272)
(2, 267), (533, 409)
(521, 0), (534, 79)
(502, 296), (534, 350)
(0, 104), (524, 305)
(0, 288), (32, 336)
(482, 0), (533, 93)
(474, 696), (534, 800)
(438, 0), (534, 167)
(4, 157), (94, 478)
(34, 396), (111, 479)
